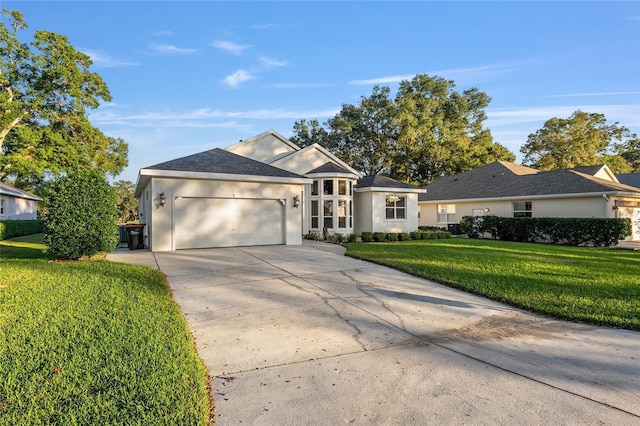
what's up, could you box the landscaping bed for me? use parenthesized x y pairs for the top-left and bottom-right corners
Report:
(344, 238), (640, 330)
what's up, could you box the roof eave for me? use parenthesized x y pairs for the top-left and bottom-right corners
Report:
(355, 186), (426, 194)
(136, 168), (311, 189)
(419, 190), (640, 203)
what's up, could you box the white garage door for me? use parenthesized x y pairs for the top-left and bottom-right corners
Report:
(174, 197), (284, 249)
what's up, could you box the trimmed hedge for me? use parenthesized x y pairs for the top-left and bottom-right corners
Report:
(460, 215), (631, 247)
(361, 232), (373, 242)
(0, 220), (45, 240)
(44, 171), (119, 259)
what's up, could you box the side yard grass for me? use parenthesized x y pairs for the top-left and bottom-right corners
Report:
(344, 238), (640, 331)
(0, 235), (211, 424)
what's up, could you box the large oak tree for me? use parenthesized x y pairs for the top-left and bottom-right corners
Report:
(520, 110), (639, 173)
(0, 9), (127, 189)
(291, 74), (514, 185)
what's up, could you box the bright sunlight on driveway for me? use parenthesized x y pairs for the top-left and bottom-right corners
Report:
(153, 242), (640, 425)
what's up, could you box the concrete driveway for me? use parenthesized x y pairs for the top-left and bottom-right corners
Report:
(148, 241), (640, 425)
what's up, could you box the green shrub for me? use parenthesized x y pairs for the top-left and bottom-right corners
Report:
(420, 231), (430, 240)
(398, 232), (410, 241)
(460, 215), (631, 247)
(0, 220), (45, 240)
(387, 233), (398, 242)
(303, 230), (319, 240)
(347, 233), (358, 243)
(44, 171), (119, 259)
(361, 232), (373, 242)
(418, 226), (446, 232)
(373, 232), (386, 242)
(334, 233), (344, 243)
(409, 231), (421, 240)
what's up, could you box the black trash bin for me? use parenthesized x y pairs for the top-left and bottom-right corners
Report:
(448, 223), (461, 235)
(126, 224), (146, 250)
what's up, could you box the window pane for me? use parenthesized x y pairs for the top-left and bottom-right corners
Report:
(338, 217), (346, 228)
(397, 208), (406, 219)
(437, 213), (447, 222)
(323, 180), (334, 195)
(311, 218), (318, 228)
(311, 200), (318, 216)
(338, 200), (346, 216)
(386, 208), (395, 219)
(447, 213), (455, 222)
(324, 200), (333, 216)
(338, 180), (347, 195)
(311, 180), (318, 196)
(397, 197), (406, 207)
(324, 217), (333, 229)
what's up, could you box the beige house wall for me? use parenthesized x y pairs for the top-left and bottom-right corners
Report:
(139, 177), (305, 251)
(419, 196), (611, 228)
(272, 146), (340, 175)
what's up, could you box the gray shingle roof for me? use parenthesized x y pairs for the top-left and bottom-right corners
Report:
(419, 161), (640, 202)
(306, 161), (353, 175)
(616, 173), (640, 189)
(143, 148), (305, 179)
(356, 174), (416, 189)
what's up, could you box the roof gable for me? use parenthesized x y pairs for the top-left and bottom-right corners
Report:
(269, 143), (360, 176)
(225, 129), (299, 162)
(307, 161), (352, 174)
(142, 148), (304, 179)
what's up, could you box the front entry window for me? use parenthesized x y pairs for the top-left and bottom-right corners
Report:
(323, 200), (333, 229)
(338, 200), (347, 228)
(311, 200), (319, 228)
(323, 179), (334, 195)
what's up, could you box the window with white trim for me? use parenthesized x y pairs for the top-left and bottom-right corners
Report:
(323, 179), (334, 195)
(0, 198), (4, 215)
(437, 204), (456, 223)
(311, 200), (319, 228)
(513, 202), (532, 217)
(338, 200), (347, 228)
(323, 200), (333, 229)
(386, 196), (406, 220)
(311, 180), (319, 196)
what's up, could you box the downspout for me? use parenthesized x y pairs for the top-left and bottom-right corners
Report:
(602, 194), (610, 218)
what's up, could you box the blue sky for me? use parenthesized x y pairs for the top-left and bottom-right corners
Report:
(7, 1), (640, 183)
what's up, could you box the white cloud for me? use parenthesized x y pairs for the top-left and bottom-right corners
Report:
(349, 63), (524, 86)
(81, 49), (138, 67)
(259, 56), (288, 68)
(149, 43), (197, 55)
(210, 40), (250, 55)
(223, 70), (255, 87)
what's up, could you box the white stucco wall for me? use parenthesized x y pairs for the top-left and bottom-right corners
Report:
(0, 195), (38, 220)
(140, 177), (305, 251)
(355, 191), (420, 234)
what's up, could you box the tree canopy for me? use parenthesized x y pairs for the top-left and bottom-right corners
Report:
(291, 74), (514, 185)
(520, 110), (639, 173)
(0, 9), (127, 189)
(113, 180), (138, 224)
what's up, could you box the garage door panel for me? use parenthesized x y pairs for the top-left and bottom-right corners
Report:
(174, 198), (283, 249)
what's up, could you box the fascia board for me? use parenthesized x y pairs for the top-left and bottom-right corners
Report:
(418, 191), (640, 204)
(355, 186), (426, 194)
(138, 168), (312, 185)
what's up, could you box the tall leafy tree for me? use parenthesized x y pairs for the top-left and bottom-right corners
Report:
(113, 180), (138, 224)
(520, 110), (638, 173)
(291, 74), (514, 185)
(0, 9), (127, 189)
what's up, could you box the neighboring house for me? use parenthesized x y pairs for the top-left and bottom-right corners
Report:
(135, 130), (424, 251)
(616, 173), (640, 189)
(0, 182), (41, 220)
(418, 161), (640, 241)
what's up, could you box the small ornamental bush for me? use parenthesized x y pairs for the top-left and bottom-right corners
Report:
(347, 233), (358, 243)
(398, 232), (410, 241)
(334, 233), (344, 243)
(44, 171), (119, 259)
(409, 231), (421, 240)
(361, 232), (373, 242)
(373, 232), (386, 242)
(387, 233), (398, 242)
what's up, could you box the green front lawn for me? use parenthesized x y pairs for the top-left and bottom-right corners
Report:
(0, 235), (211, 424)
(345, 238), (640, 330)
